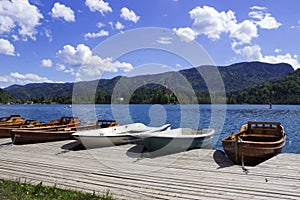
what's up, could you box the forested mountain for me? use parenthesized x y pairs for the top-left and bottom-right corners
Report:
(228, 69), (300, 104)
(3, 61), (295, 104)
(0, 88), (16, 104)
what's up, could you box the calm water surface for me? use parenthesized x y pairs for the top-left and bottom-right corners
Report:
(0, 104), (299, 153)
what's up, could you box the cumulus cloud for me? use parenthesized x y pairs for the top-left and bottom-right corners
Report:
(260, 53), (300, 69)
(41, 59), (53, 67)
(56, 44), (134, 80)
(0, 72), (53, 86)
(51, 2), (75, 22)
(115, 21), (124, 30)
(174, 5), (281, 47)
(84, 30), (109, 39)
(0, 0), (43, 40)
(230, 20), (258, 45)
(189, 6), (236, 40)
(0, 38), (16, 56)
(172, 5), (294, 69)
(120, 7), (140, 23)
(234, 44), (300, 69)
(56, 64), (75, 75)
(85, 0), (112, 15)
(233, 44), (262, 60)
(173, 27), (197, 42)
(249, 6), (281, 29)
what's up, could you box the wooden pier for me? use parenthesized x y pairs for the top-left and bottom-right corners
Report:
(0, 138), (299, 200)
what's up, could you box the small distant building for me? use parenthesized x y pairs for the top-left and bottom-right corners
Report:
(116, 97), (124, 102)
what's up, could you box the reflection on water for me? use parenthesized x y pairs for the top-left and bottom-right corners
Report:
(0, 104), (299, 153)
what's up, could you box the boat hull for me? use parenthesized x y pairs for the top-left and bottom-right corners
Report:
(0, 128), (11, 138)
(222, 121), (286, 166)
(73, 135), (140, 149)
(73, 123), (171, 149)
(11, 130), (75, 145)
(222, 138), (285, 166)
(141, 128), (215, 153)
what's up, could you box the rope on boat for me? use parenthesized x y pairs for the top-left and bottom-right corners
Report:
(241, 152), (249, 174)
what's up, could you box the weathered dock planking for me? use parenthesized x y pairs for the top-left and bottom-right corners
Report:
(0, 138), (299, 200)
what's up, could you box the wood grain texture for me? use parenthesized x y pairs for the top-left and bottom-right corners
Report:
(0, 138), (299, 200)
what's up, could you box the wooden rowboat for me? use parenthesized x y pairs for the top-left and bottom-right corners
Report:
(0, 116), (79, 138)
(0, 119), (42, 138)
(222, 121), (286, 166)
(0, 115), (27, 127)
(10, 119), (118, 145)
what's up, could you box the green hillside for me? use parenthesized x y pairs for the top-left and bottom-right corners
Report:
(0, 88), (16, 104)
(3, 61), (295, 104)
(228, 69), (300, 104)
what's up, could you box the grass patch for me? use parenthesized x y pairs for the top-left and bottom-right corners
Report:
(0, 179), (115, 200)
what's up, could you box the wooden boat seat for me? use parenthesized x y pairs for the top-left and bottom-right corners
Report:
(240, 135), (281, 142)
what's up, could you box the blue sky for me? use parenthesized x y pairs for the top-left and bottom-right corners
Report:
(0, 0), (299, 88)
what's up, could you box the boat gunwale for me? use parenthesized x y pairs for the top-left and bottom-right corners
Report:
(141, 128), (215, 139)
(222, 133), (286, 145)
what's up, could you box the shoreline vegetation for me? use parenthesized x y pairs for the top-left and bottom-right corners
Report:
(1, 85), (299, 105)
(1, 62), (299, 105)
(0, 179), (115, 200)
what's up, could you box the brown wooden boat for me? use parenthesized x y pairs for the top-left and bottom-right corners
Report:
(222, 121), (286, 166)
(0, 115), (27, 127)
(0, 116), (78, 138)
(11, 119), (118, 145)
(0, 117), (42, 138)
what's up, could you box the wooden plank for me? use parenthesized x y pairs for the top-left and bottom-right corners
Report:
(0, 139), (299, 199)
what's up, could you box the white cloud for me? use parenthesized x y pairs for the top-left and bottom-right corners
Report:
(189, 6), (257, 45)
(189, 6), (237, 40)
(234, 44), (262, 60)
(51, 2), (75, 22)
(0, 16), (15, 34)
(8, 72), (53, 84)
(120, 7), (140, 23)
(84, 30), (109, 39)
(56, 44), (134, 81)
(0, 38), (16, 56)
(173, 27), (197, 42)
(115, 21), (124, 30)
(41, 59), (53, 67)
(174, 5), (280, 47)
(230, 20), (258, 45)
(85, 0), (112, 15)
(260, 53), (300, 69)
(12, 34), (19, 41)
(234, 44), (300, 69)
(0, 75), (14, 84)
(56, 64), (75, 75)
(290, 20), (300, 29)
(156, 37), (173, 44)
(56, 64), (66, 71)
(0, 0), (43, 40)
(56, 44), (91, 66)
(250, 6), (267, 11)
(274, 48), (281, 53)
(44, 28), (53, 42)
(96, 22), (105, 28)
(249, 7), (281, 29)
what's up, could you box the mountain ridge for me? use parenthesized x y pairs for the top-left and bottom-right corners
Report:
(3, 61), (294, 104)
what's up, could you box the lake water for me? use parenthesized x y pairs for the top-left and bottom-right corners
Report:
(0, 104), (299, 154)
